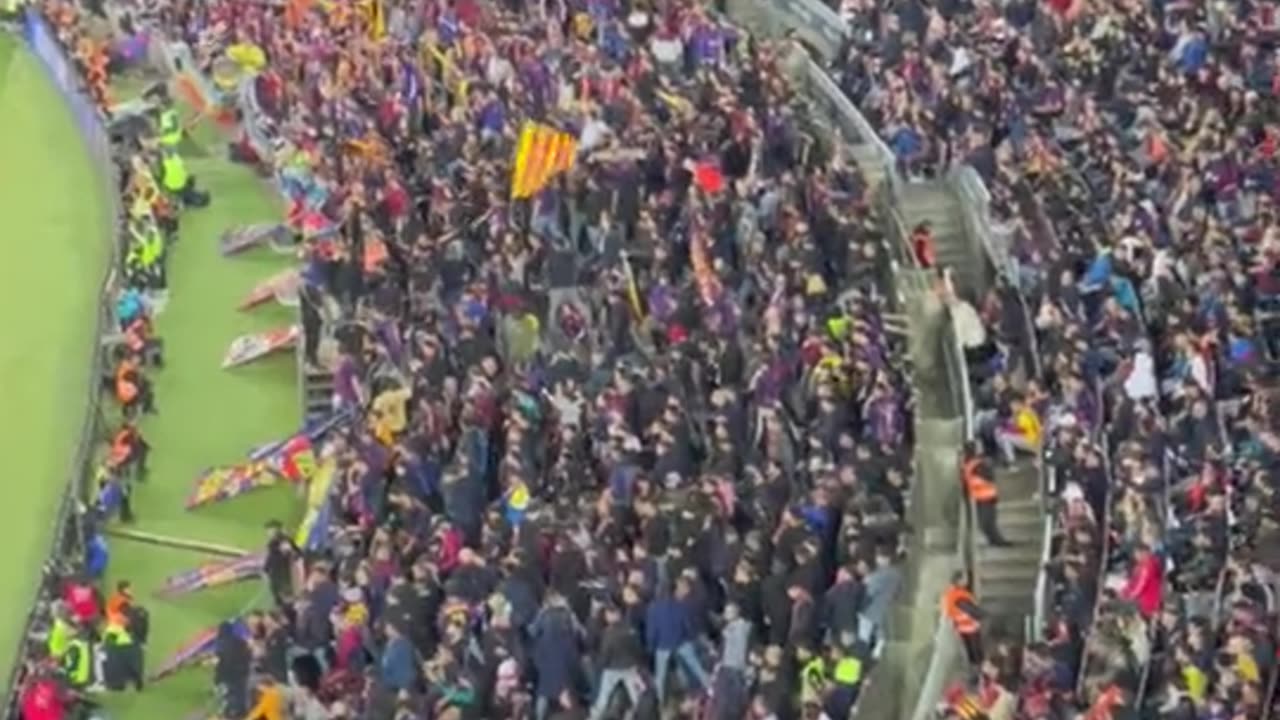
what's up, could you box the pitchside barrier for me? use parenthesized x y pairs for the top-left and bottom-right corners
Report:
(3, 8), (123, 715)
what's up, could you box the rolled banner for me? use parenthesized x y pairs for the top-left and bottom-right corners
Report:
(155, 553), (265, 599)
(222, 325), (300, 369)
(149, 619), (249, 682)
(239, 268), (301, 311)
(220, 222), (288, 256)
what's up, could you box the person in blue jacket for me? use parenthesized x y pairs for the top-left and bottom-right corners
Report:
(379, 621), (417, 691)
(646, 577), (711, 702)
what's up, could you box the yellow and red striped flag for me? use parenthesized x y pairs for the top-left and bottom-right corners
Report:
(510, 121), (578, 199)
(690, 233), (721, 306)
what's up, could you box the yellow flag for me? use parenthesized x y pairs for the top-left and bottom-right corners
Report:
(510, 122), (577, 199)
(364, 0), (386, 41)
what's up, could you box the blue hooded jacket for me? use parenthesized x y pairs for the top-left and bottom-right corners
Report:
(645, 596), (692, 651)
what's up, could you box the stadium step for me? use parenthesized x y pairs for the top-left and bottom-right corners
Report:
(303, 369), (334, 424)
(849, 142), (889, 191)
(896, 184), (985, 301)
(975, 491), (1045, 640)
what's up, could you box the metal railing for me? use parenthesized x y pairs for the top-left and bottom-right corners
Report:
(3, 8), (123, 713)
(875, 181), (979, 720)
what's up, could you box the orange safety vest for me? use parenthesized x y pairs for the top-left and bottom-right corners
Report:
(105, 591), (130, 627)
(109, 426), (138, 467)
(963, 457), (997, 503)
(941, 584), (981, 635)
(115, 360), (139, 404)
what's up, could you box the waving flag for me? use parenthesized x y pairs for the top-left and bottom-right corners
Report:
(248, 411), (349, 463)
(294, 460), (337, 551)
(510, 122), (577, 199)
(401, 60), (422, 106)
(185, 461), (280, 509)
(690, 233), (721, 306)
(155, 553), (265, 599)
(150, 620), (250, 681)
(270, 434), (316, 483)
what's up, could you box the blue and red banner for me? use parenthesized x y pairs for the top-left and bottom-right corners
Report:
(155, 553), (264, 599)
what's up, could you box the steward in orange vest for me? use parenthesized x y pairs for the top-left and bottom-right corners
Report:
(941, 572), (984, 664)
(106, 422), (149, 480)
(962, 445), (1011, 547)
(114, 354), (155, 417)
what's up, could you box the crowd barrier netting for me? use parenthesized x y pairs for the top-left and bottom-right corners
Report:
(3, 8), (123, 714)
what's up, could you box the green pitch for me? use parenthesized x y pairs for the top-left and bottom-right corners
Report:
(98, 83), (302, 718)
(0, 34), (110, 688)
(1, 35), (301, 717)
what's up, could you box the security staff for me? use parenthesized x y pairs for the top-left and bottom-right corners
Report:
(796, 645), (825, 706)
(941, 572), (984, 665)
(825, 644), (863, 719)
(100, 618), (144, 691)
(126, 218), (165, 289)
(46, 607), (74, 661)
(962, 444), (1011, 547)
(114, 353), (155, 416)
(160, 148), (190, 197)
(156, 103), (183, 150)
(61, 630), (93, 689)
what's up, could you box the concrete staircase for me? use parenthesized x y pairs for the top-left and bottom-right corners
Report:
(897, 183), (984, 303)
(849, 142), (889, 191)
(302, 366), (334, 424)
(976, 461), (1043, 641)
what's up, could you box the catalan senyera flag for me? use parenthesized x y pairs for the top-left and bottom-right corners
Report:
(510, 122), (578, 200)
(294, 459), (337, 551)
(361, 0), (386, 41)
(690, 233), (722, 306)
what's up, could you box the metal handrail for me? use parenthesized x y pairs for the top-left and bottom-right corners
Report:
(3, 8), (122, 711)
(878, 184), (979, 720)
(1074, 389), (1117, 701)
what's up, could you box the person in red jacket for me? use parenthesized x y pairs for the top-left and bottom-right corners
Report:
(20, 673), (68, 720)
(1121, 544), (1163, 617)
(63, 577), (101, 628)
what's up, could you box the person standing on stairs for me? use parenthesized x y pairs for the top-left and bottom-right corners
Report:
(963, 444), (1012, 547)
(912, 221), (937, 269)
(942, 573), (985, 666)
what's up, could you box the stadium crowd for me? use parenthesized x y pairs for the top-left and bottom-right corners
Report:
(206, 0), (924, 717)
(12, 0), (935, 718)
(16, 0), (1280, 714)
(829, 0), (1280, 717)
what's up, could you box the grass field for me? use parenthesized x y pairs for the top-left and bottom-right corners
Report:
(98, 82), (301, 719)
(1, 34), (302, 718)
(0, 34), (109, 688)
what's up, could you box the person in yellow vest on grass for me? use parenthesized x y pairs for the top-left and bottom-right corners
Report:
(157, 146), (211, 208)
(60, 625), (93, 691)
(46, 605), (74, 662)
